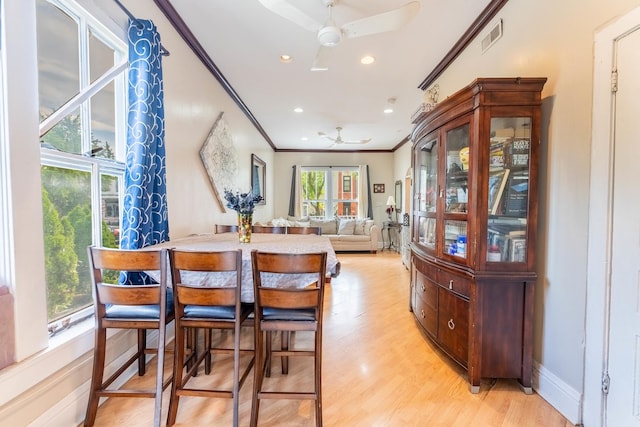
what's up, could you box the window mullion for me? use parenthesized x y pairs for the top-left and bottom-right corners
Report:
(326, 170), (333, 217)
(91, 163), (101, 246)
(79, 17), (91, 155)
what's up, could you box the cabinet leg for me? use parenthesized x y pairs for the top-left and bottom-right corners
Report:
(469, 384), (480, 394)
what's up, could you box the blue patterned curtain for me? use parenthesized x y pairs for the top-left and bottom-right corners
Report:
(119, 19), (168, 282)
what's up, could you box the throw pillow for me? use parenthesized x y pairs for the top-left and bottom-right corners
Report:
(288, 215), (310, 223)
(310, 218), (337, 235)
(354, 218), (369, 235)
(338, 218), (356, 235)
(364, 220), (375, 236)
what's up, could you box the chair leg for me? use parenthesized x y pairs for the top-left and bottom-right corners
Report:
(138, 329), (147, 375)
(205, 328), (212, 375)
(232, 320), (242, 427)
(250, 329), (264, 427)
(265, 331), (272, 377)
(315, 331), (323, 427)
(153, 323), (167, 427)
(84, 326), (107, 427)
(281, 331), (290, 374)
(167, 325), (185, 426)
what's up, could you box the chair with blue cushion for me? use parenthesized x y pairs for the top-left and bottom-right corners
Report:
(166, 249), (254, 427)
(84, 246), (174, 427)
(250, 250), (327, 427)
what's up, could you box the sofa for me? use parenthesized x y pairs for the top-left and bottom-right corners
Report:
(258, 217), (379, 253)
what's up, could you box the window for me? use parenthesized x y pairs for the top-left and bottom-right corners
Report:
(301, 167), (360, 219)
(36, 0), (127, 325)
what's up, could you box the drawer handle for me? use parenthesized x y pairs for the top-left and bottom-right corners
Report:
(420, 284), (425, 292)
(421, 309), (425, 319)
(448, 318), (455, 330)
(449, 279), (453, 290)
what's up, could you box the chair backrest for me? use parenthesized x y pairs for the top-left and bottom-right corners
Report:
(251, 225), (286, 234)
(215, 224), (239, 233)
(87, 246), (168, 313)
(286, 226), (322, 235)
(251, 250), (327, 317)
(168, 249), (242, 309)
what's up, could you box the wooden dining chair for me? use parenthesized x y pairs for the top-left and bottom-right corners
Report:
(166, 249), (254, 427)
(215, 224), (239, 233)
(286, 226), (322, 235)
(251, 225), (286, 234)
(250, 250), (327, 427)
(84, 246), (174, 427)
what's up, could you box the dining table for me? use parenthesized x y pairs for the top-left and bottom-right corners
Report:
(146, 232), (340, 303)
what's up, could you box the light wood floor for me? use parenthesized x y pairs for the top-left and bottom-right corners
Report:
(90, 252), (573, 427)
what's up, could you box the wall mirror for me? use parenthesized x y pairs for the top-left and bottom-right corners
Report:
(395, 180), (402, 214)
(251, 154), (266, 204)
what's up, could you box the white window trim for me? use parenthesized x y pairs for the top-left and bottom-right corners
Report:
(301, 166), (360, 219)
(0, 0), (130, 408)
(39, 0), (127, 327)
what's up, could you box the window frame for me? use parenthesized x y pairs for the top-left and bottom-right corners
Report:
(37, 0), (127, 328)
(301, 166), (360, 219)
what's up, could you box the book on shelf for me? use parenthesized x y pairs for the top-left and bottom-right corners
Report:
(487, 230), (527, 262)
(504, 170), (529, 216)
(488, 169), (510, 215)
(509, 237), (527, 262)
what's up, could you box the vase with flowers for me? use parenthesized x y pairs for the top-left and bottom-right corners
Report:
(223, 189), (263, 243)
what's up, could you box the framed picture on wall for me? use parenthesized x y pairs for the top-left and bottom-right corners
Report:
(251, 154), (266, 204)
(373, 183), (385, 193)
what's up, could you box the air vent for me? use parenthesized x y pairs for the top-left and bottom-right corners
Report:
(481, 19), (503, 53)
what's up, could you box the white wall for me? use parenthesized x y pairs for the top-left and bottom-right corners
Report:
(273, 151), (397, 226)
(430, 0), (639, 423)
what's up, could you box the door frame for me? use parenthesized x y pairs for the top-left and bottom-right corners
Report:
(584, 6), (640, 425)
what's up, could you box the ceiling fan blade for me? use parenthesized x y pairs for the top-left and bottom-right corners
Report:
(342, 1), (420, 39)
(318, 131), (336, 141)
(343, 138), (372, 144)
(257, 0), (323, 32)
(311, 45), (331, 71)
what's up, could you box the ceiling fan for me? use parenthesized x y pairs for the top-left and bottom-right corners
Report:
(319, 127), (371, 147)
(257, 0), (420, 70)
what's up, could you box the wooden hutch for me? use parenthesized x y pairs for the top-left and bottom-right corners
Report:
(409, 77), (547, 393)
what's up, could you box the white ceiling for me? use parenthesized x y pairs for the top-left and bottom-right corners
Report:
(166, 0), (492, 151)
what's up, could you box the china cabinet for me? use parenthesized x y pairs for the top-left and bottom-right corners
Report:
(409, 77), (546, 393)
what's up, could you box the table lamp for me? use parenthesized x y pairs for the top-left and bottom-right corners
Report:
(386, 196), (396, 221)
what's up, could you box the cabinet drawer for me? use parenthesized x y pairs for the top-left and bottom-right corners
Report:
(438, 270), (470, 298)
(415, 272), (438, 310)
(414, 291), (437, 337)
(437, 288), (469, 365)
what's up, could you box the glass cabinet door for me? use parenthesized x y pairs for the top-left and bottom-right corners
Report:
(414, 136), (437, 250)
(443, 123), (469, 258)
(486, 117), (531, 263)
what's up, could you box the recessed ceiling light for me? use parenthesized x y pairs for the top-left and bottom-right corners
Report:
(361, 55), (375, 65)
(384, 96), (396, 113)
(280, 54), (293, 63)
(301, 137), (309, 141)
(294, 107), (303, 113)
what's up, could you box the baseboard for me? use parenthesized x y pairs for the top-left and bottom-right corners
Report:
(1, 328), (174, 427)
(533, 360), (583, 425)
